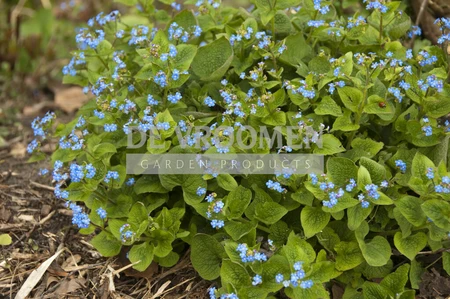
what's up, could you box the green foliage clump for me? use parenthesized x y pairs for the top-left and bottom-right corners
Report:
(29, 0), (450, 298)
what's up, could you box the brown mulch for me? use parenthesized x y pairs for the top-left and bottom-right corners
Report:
(0, 94), (209, 299)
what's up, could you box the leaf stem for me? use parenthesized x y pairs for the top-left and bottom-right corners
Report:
(346, 66), (370, 149)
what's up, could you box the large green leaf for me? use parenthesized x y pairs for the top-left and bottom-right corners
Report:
(327, 157), (358, 186)
(191, 37), (233, 81)
(335, 241), (364, 271)
(220, 260), (250, 289)
(191, 234), (226, 280)
(301, 206), (331, 238)
(226, 186), (252, 219)
(394, 232), (427, 260)
(128, 242), (154, 271)
(90, 231), (122, 257)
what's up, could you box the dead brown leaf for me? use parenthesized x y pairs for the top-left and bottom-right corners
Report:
(61, 254), (81, 272)
(0, 206), (12, 222)
(45, 276), (59, 289)
(54, 87), (91, 113)
(10, 143), (26, 158)
(22, 101), (55, 117)
(54, 277), (86, 295)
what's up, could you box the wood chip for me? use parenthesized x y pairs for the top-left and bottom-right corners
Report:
(15, 247), (65, 299)
(54, 87), (91, 113)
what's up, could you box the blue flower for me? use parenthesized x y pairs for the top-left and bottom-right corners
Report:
(70, 163), (85, 182)
(172, 69), (180, 81)
(168, 92), (182, 104)
(406, 49), (413, 59)
(27, 139), (39, 153)
(197, 187), (206, 196)
(364, 0), (388, 13)
(85, 164), (96, 179)
(157, 122), (171, 131)
(313, 0), (330, 14)
(129, 25), (149, 45)
(309, 173), (318, 185)
(169, 44), (177, 57)
(422, 125), (433, 136)
(126, 178), (135, 186)
(388, 87), (403, 102)
(266, 180), (285, 193)
(408, 25), (422, 38)
(193, 25), (202, 37)
(236, 243), (267, 263)
(346, 179), (356, 192)
(395, 160), (407, 173)
(116, 30), (125, 38)
(252, 274), (262, 286)
(104, 123), (118, 132)
(275, 274), (284, 283)
(307, 20), (326, 28)
(104, 171), (119, 183)
(300, 280), (314, 289)
(211, 219), (224, 229)
(154, 71), (168, 87)
(399, 80), (410, 90)
(208, 287), (216, 299)
(96, 207), (107, 219)
(94, 109), (105, 119)
(426, 168), (434, 179)
(70, 203), (90, 229)
(147, 94), (159, 106)
(204, 96), (216, 107)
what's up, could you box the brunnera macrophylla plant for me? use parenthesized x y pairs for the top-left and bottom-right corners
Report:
(28, 0), (450, 298)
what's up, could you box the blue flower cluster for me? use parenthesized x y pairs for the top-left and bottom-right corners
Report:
(407, 25), (422, 38)
(275, 261), (314, 289)
(195, 0), (221, 9)
(96, 207), (107, 219)
(129, 25), (150, 45)
(286, 80), (316, 99)
(252, 274), (262, 286)
(422, 117), (433, 136)
(363, 0), (388, 13)
(347, 16), (366, 29)
(310, 175), (345, 208)
(236, 243), (268, 263)
(104, 171), (120, 183)
(168, 22), (202, 43)
(88, 10), (120, 27)
(418, 75), (444, 93)
(204, 193), (225, 229)
(388, 87), (403, 102)
(168, 92), (182, 104)
(69, 202), (90, 229)
(197, 187), (207, 196)
(395, 160), (407, 173)
(230, 27), (253, 45)
(62, 52), (86, 76)
(204, 96), (216, 107)
(27, 112), (55, 154)
(417, 50), (438, 67)
(328, 81), (345, 94)
(434, 176), (450, 193)
(208, 288), (238, 299)
(75, 28), (105, 50)
(266, 180), (286, 193)
(313, 0), (330, 14)
(119, 224), (135, 242)
(435, 18), (450, 44)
